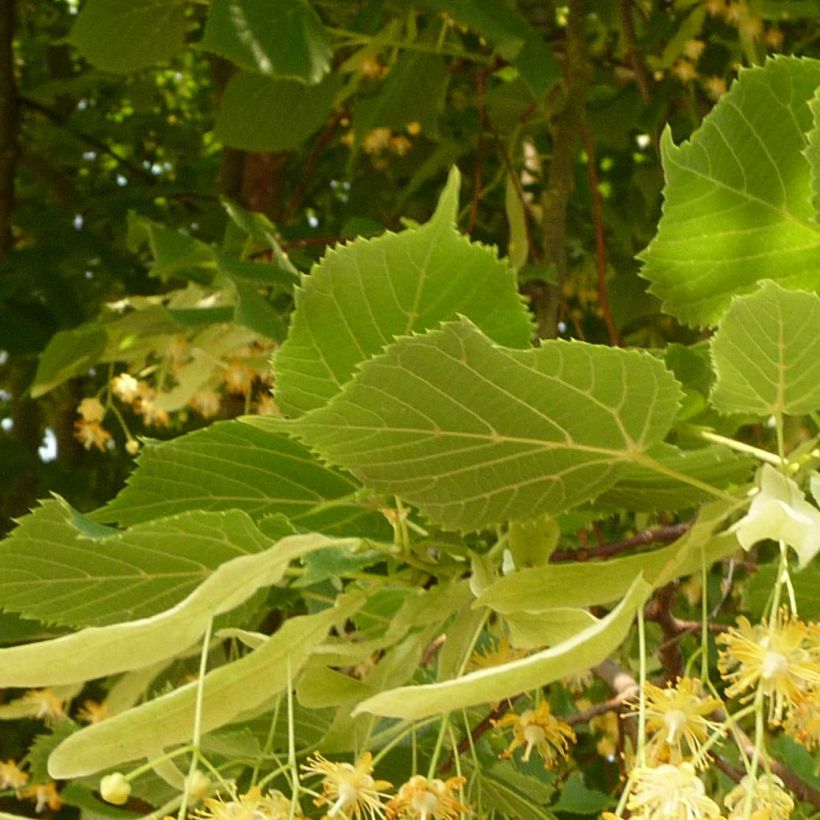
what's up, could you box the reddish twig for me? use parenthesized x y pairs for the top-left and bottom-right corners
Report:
(581, 123), (622, 347)
(645, 583), (684, 680)
(550, 522), (691, 563)
(617, 0), (652, 103)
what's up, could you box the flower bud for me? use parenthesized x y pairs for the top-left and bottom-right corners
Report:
(186, 770), (211, 799)
(100, 772), (131, 805)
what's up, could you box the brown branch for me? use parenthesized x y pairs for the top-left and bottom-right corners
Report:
(645, 582), (684, 680)
(581, 122), (622, 346)
(550, 521), (691, 563)
(0, 0), (18, 259)
(539, 0), (591, 339)
(565, 694), (631, 726)
(439, 695), (522, 774)
(19, 97), (157, 185)
(617, 0), (652, 104)
(467, 70), (487, 235)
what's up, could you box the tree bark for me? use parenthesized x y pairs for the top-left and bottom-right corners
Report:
(0, 0), (18, 259)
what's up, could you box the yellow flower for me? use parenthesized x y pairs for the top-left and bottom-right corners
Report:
(704, 75), (727, 100)
(724, 773), (794, 819)
(195, 785), (296, 819)
(563, 668), (594, 694)
(77, 397), (105, 423)
(589, 710), (619, 760)
(302, 752), (392, 819)
(221, 361), (255, 395)
(468, 636), (524, 671)
(627, 762), (721, 819)
(783, 690), (820, 749)
(74, 419), (112, 451)
(111, 372), (140, 403)
(190, 389), (222, 418)
(20, 782), (62, 813)
(0, 759), (29, 789)
(385, 775), (468, 819)
(76, 699), (108, 723)
(672, 60), (698, 83)
(22, 688), (66, 724)
(718, 610), (820, 724)
(388, 136), (413, 157)
(138, 398), (170, 427)
(361, 128), (392, 155)
(635, 677), (723, 767)
(683, 39), (706, 61)
(493, 700), (575, 768)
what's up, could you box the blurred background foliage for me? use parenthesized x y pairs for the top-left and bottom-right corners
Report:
(0, 0), (816, 533)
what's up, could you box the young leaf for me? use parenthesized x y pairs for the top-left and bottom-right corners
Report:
(0, 532), (354, 688)
(97, 420), (388, 538)
(48, 594), (363, 778)
(293, 319), (682, 530)
(202, 0), (332, 84)
(476, 499), (742, 613)
(353, 575), (651, 720)
(0, 499), (270, 627)
(68, 0), (187, 73)
(273, 167), (534, 416)
(640, 56), (820, 326)
(710, 281), (820, 416)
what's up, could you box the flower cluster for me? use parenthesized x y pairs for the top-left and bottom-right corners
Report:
(301, 752), (392, 818)
(718, 609), (820, 727)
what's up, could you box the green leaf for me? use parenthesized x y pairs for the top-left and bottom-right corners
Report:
(807, 85), (820, 218)
(69, 0), (188, 73)
(476, 763), (556, 819)
(594, 443), (753, 511)
(476, 500), (742, 613)
(29, 325), (107, 398)
(293, 319), (681, 530)
(97, 420), (388, 537)
(353, 52), (448, 138)
(743, 562), (820, 620)
(549, 772), (612, 814)
(505, 608), (598, 649)
(711, 282), (820, 417)
(48, 595), (362, 778)
(639, 56), (820, 326)
(0, 531), (352, 688)
(127, 214), (216, 282)
(202, 0), (331, 84)
(214, 72), (340, 152)
(274, 167), (534, 417)
(353, 575), (651, 720)
(0, 499), (277, 627)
